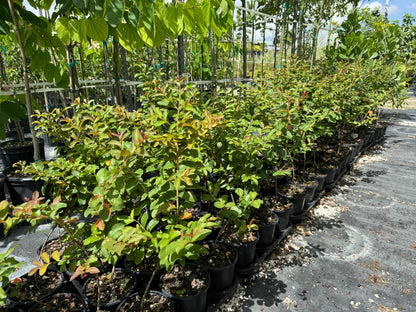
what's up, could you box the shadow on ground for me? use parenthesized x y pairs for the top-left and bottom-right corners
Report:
(241, 273), (287, 311)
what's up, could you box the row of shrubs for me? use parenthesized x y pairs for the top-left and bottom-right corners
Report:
(0, 58), (405, 308)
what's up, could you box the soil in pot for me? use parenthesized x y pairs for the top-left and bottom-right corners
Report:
(84, 268), (136, 310)
(40, 237), (72, 257)
(160, 263), (210, 312)
(294, 177), (318, 203)
(28, 292), (86, 312)
(299, 168), (327, 194)
(117, 291), (174, 312)
(5, 167), (46, 205)
(197, 241), (238, 293)
(6, 267), (64, 308)
(277, 184), (306, 216)
(0, 138), (45, 169)
(262, 196), (292, 232)
(221, 225), (259, 269)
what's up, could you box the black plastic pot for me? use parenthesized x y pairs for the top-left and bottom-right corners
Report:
(197, 241), (238, 294)
(274, 205), (292, 233)
(302, 180), (319, 203)
(322, 165), (338, 185)
(0, 173), (5, 201)
(83, 268), (137, 312)
(124, 257), (162, 292)
(6, 266), (65, 311)
(257, 213), (279, 248)
(287, 192), (306, 216)
(311, 172), (327, 193)
(160, 264), (210, 312)
(0, 138), (45, 169)
(116, 291), (175, 312)
(5, 168), (45, 205)
(230, 234), (259, 269)
(28, 292), (88, 312)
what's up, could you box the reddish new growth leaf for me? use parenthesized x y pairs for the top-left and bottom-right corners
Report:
(181, 212), (192, 220)
(10, 277), (22, 285)
(51, 196), (62, 207)
(70, 264), (100, 281)
(95, 218), (105, 230)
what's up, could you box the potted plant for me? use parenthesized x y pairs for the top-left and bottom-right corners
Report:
(196, 240), (238, 294)
(213, 188), (260, 270)
(0, 245), (23, 309)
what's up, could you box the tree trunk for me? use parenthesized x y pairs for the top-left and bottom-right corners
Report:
(177, 35), (185, 76)
(102, 40), (113, 105)
(273, 22), (278, 70)
(48, 49), (68, 113)
(112, 39), (123, 106)
(0, 52), (9, 90)
(8, 0), (40, 160)
(242, 0), (247, 79)
(66, 44), (80, 102)
(120, 45), (132, 109)
(296, 4), (304, 59)
(250, 14), (255, 79)
(291, 0), (299, 58)
(261, 21), (266, 76)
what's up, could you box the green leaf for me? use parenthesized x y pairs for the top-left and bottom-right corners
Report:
(89, 0), (105, 17)
(214, 201), (224, 209)
(31, 50), (51, 72)
(0, 99), (26, 120)
(166, 6), (184, 36)
(53, 0), (73, 20)
(0, 200), (9, 220)
(71, 19), (87, 44)
(127, 5), (140, 26)
(138, 4), (155, 47)
(15, 4), (47, 29)
(96, 168), (108, 184)
(84, 235), (102, 245)
(73, 0), (87, 10)
(86, 17), (108, 41)
(116, 23), (143, 52)
(24, 33), (37, 57)
(106, 0), (124, 28)
(56, 17), (71, 45)
(43, 63), (57, 83)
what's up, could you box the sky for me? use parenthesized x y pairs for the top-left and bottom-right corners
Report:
(362, 0), (416, 22)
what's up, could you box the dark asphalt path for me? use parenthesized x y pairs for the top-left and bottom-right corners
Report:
(237, 109), (416, 312)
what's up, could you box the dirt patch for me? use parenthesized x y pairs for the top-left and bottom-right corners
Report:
(403, 96), (416, 109)
(365, 274), (389, 285)
(361, 260), (382, 271)
(383, 94), (416, 109)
